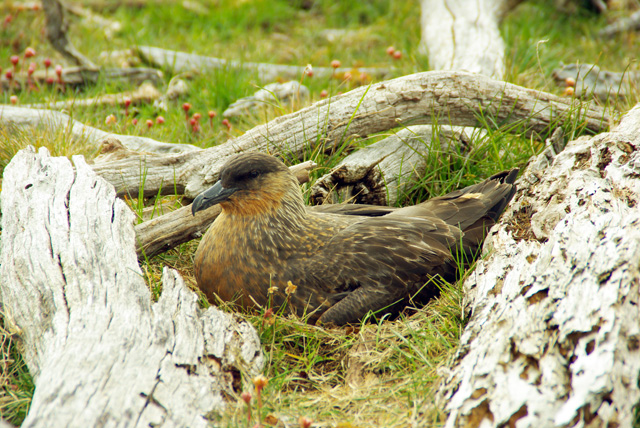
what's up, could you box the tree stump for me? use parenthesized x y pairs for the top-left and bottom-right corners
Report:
(433, 105), (640, 427)
(0, 147), (263, 428)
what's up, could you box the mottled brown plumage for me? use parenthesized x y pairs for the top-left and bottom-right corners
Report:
(192, 152), (518, 325)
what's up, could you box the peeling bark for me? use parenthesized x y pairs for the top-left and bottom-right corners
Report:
(0, 147), (264, 428)
(434, 105), (640, 427)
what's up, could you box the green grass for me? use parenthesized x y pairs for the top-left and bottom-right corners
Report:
(0, 0), (638, 426)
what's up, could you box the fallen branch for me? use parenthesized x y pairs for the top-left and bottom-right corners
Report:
(42, 0), (97, 68)
(599, 9), (640, 38)
(25, 81), (161, 110)
(0, 147), (264, 427)
(0, 105), (199, 154)
(433, 104), (640, 427)
(310, 125), (476, 206)
(134, 45), (392, 82)
(89, 71), (612, 201)
(419, 0), (518, 79)
(0, 65), (164, 92)
(552, 63), (640, 99)
(135, 160), (316, 259)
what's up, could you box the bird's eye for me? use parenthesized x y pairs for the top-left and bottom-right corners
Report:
(249, 170), (260, 178)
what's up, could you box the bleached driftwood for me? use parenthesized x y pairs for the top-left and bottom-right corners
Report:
(599, 9), (640, 38)
(134, 46), (392, 82)
(135, 160), (316, 259)
(64, 1), (122, 38)
(434, 105), (640, 427)
(25, 81), (161, 110)
(419, 0), (513, 79)
(310, 125), (478, 206)
(0, 146), (264, 427)
(42, 0), (97, 68)
(223, 81), (310, 118)
(0, 66), (164, 91)
(90, 71), (611, 201)
(552, 63), (640, 99)
(0, 105), (198, 154)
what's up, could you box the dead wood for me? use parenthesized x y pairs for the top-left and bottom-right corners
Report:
(433, 104), (640, 427)
(223, 81), (310, 118)
(42, 0), (97, 68)
(0, 146), (264, 427)
(310, 125), (477, 206)
(90, 71), (612, 202)
(0, 105), (199, 154)
(64, 1), (122, 38)
(25, 81), (161, 110)
(134, 46), (392, 82)
(599, 9), (640, 38)
(135, 160), (316, 259)
(419, 0), (518, 79)
(552, 63), (640, 99)
(0, 66), (164, 92)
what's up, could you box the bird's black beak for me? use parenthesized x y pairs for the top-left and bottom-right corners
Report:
(191, 181), (238, 215)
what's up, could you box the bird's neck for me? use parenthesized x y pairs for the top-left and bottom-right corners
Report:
(217, 179), (309, 247)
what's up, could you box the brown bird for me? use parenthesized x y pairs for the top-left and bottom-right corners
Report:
(192, 152), (518, 325)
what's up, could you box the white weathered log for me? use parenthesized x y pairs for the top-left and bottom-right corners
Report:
(42, 0), (97, 68)
(552, 63), (640, 99)
(599, 9), (640, 38)
(135, 45), (392, 82)
(25, 81), (162, 110)
(435, 105), (640, 427)
(0, 105), (199, 154)
(89, 71), (611, 200)
(310, 125), (478, 206)
(419, 0), (510, 79)
(0, 147), (264, 427)
(223, 81), (310, 118)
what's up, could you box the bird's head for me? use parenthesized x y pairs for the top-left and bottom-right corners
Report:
(192, 152), (300, 216)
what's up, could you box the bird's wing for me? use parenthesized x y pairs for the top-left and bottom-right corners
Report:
(308, 203), (398, 217)
(287, 215), (462, 325)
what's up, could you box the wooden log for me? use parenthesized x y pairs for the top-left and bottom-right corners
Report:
(89, 71), (612, 201)
(42, 0), (97, 68)
(0, 105), (199, 154)
(0, 66), (164, 92)
(310, 125), (477, 206)
(0, 146), (264, 427)
(135, 160), (316, 259)
(434, 104), (640, 427)
(419, 0), (515, 79)
(599, 9), (640, 38)
(134, 45), (392, 82)
(552, 63), (639, 99)
(25, 81), (162, 110)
